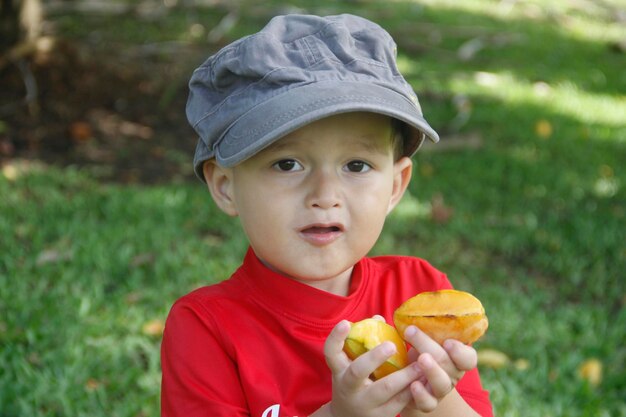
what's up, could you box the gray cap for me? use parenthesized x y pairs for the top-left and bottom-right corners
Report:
(187, 13), (439, 181)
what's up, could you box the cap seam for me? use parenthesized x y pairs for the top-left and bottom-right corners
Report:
(192, 65), (293, 130)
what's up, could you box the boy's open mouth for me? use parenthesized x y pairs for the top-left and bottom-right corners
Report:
(299, 224), (343, 245)
(302, 225), (342, 234)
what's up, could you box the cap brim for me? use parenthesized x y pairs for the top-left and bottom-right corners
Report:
(195, 80), (439, 179)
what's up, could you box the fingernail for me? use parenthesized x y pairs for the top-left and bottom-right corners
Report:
(338, 320), (350, 331)
(443, 339), (455, 351)
(404, 326), (417, 338)
(420, 354), (433, 368)
(382, 341), (396, 355)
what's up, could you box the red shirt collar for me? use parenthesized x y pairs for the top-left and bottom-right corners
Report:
(236, 247), (369, 327)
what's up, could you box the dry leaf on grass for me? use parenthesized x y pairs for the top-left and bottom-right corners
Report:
(142, 319), (165, 337)
(535, 119), (553, 139)
(477, 348), (510, 369)
(36, 248), (73, 266)
(431, 193), (454, 224)
(578, 358), (602, 386)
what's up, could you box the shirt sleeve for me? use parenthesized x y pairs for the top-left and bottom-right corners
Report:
(160, 297), (249, 417)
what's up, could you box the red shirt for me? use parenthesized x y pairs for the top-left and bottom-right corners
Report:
(161, 249), (493, 417)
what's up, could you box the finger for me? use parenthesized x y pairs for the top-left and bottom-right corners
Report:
(324, 320), (352, 374)
(417, 353), (454, 399)
(369, 360), (422, 404)
(372, 314), (386, 322)
(404, 326), (455, 372)
(443, 339), (477, 372)
(409, 380), (438, 413)
(343, 341), (397, 389)
(403, 326), (445, 357)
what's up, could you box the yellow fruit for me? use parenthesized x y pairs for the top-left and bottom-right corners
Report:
(343, 318), (409, 380)
(393, 289), (488, 345)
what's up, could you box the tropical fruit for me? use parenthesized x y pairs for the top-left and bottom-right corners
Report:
(393, 289), (488, 345)
(343, 318), (408, 380)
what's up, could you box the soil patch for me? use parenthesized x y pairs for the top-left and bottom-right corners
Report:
(1, 38), (207, 184)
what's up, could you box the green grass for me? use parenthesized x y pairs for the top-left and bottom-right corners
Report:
(2, 1), (626, 416)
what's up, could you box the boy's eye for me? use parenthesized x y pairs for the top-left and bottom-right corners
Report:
(273, 159), (302, 172)
(345, 160), (371, 173)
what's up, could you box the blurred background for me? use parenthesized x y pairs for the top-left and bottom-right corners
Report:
(1, 1), (625, 416)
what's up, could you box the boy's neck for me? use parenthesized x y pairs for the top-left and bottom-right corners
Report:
(259, 258), (354, 297)
(297, 267), (353, 297)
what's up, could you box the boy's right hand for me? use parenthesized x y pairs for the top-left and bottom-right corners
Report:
(322, 320), (423, 417)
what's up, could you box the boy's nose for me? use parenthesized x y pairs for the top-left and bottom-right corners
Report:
(306, 169), (341, 209)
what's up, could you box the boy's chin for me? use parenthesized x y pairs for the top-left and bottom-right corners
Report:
(262, 255), (356, 283)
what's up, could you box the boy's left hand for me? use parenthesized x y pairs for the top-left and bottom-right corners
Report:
(400, 325), (478, 415)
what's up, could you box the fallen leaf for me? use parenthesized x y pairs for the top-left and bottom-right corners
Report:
(142, 319), (165, 337)
(36, 249), (73, 266)
(578, 358), (602, 386)
(130, 252), (155, 268)
(535, 119), (553, 139)
(69, 121), (93, 142)
(514, 358), (530, 371)
(430, 193), (454, 224)
(477, 348), (510, 369)
(125, 291), (142, 305)
(85, 378), (101, 391)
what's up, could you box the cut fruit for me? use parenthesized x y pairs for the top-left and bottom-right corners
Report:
(343, 318), (408, 380)
(393, 289), (488, 345)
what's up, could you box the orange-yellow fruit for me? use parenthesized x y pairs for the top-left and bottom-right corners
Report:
(343, 318), (409, 380)
(393, 289), (488, 345)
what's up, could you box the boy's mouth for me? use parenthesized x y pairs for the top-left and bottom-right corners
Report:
(302, 225), (342, 234)
(299, 223), (344, 245)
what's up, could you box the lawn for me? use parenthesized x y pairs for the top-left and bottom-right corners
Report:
(1, 0), (625, 416)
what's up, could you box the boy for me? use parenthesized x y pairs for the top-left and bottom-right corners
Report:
(161, 13), (493, 417)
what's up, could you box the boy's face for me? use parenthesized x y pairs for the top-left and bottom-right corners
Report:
(205, 112), (412, 293)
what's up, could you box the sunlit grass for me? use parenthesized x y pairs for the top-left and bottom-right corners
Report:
(447, 71), (626, 128)
(414, 0), (626, 43)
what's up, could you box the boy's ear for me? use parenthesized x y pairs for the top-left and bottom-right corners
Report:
(387, 156), (413, 214)
(203, 160), (238, 217)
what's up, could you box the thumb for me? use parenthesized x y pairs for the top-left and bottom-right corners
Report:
(324, 320), (352, 374)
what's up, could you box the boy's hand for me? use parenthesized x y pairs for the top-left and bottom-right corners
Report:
(323, 320), (421, 417)
(400, 325), (478, 415)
